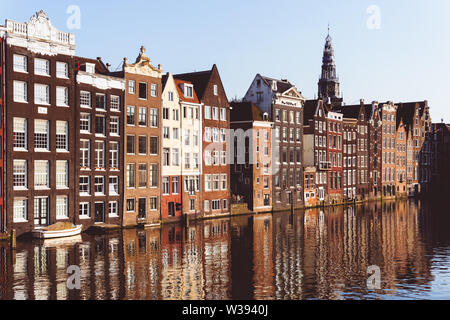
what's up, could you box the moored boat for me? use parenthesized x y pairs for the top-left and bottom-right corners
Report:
(32, 223), (83, 239)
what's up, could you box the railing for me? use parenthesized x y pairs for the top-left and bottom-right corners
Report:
(57, 31), (70, 44)
(12, 22), (27, 35)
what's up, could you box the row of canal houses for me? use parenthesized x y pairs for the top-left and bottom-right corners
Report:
(0, 12), (437, 237)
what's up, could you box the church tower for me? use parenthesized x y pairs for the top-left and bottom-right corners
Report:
(318, 26), (343, 108)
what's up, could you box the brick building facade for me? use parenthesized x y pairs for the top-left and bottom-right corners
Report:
(119, 47), (162, 227)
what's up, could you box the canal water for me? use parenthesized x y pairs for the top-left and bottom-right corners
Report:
(1, 199), (450, 300)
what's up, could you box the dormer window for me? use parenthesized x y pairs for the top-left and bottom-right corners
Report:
(85, 63), (95, 74)
(272, 81), (277, 91)
(184, 85), (193, 98)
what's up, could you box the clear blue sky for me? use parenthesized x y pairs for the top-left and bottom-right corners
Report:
(2, 0), (450, 122)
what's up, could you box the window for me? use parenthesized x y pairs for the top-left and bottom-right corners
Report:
(80, 91), (91, 108)
(163, 148), (170, 166)
(79, 176), (90, 195)
(56, 87), (69, 106)
(172, 148), (180, 166)
(184, 130), (190, 146)
(173, 128), (180, 140)
(204, 106), (211, 119)
(79, 203), (90, 219)
(13, 118), (27, 150)
(138, 136), (148, 155)
(110, 95), (120, 111)
(109, 202), (119, 218)
(138, 107), (148, 126)
(56, 196), (68, 220)
(168, 91), (174, 101)
(223, 199), (228, 210)
(162, 177), (170, 194)
(34, 84), (50, 104)
(127, 135), (136, 154)
(139, 82), (147, 99)
(213, 85), (218, 96)
(204, 200), (210, 212)
(14, 81), (27, 102)
(13, 54), (27, 73)
(220, 108), (226, 121)
(34, 160), (49, 189)
(172, 177), (179, 194)
(126, 199), (136, 212)
(94, 141), (105, 168)
(150, 137), (158, 155)
(127, 164), (136, 188)
(184, 85), (193, 98)
(56, 61), (68, 78)
(80, 114), (91, 134)
(127, 106), (136, 125)
(80, 140), (90, 168)
(185, 153), (190, 169)
(13, 199), (27, 223)
(56, 121), (68, 151)
(150, 109), (158, 127)
(189, 152), (197, 169)
(128, 80), (136, 94)
(205, 175), (212, 191)
(149, 164), (158, 187)
(163, 108), (169, 120)
(138, 164), (148, 188)
(110, 116), (120, 136)
(190, 199), (195, 211)
(95, 116), (106, 136)
(163, 127), (170, 139)
(109, 142), (119, 169)
(150, 197), (158, 211)
(204, 127), (211, 142)
(34, 58), (50, 76)
(173, 109), (179, 121)
(213, 128), (219, 142)
(221, 174), (227, 190)
(212, 200), (221, 211)
(34, 120), (49, 150)
(96, 94), (106, 110)
(212, 107), (219, 120)
(56, 161), (68, 189)
(13, 160), (27, 189)
(109, 177), (119, 195)
(150, 84), (157, 97)
(213, 175), (220, 191)
(85, 63), (95, 73)
(94, 176), (105, 195)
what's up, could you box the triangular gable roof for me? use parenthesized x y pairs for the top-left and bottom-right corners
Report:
(174, 65), (222, 101)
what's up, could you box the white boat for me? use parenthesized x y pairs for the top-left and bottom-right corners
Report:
(32, 224), (83, 239)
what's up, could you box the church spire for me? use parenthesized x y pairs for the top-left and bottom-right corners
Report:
(318, 26), (342, 108)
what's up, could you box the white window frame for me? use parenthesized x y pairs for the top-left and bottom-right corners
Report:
(56, 160), (68, 189)
(56, 196), (69, 220)
(34, 160), (49, 189)
(13, 54), (27, 73)
(13, 160), (27, 190)
(56, 61), (69, 78)
(13, 118), (27, 151)
(34, 58), (50, 76)
(56, 86), (68, 107)
(79, 203), (91, 219)
(13, 81), (28, 103)
(13, 198), (28, 223)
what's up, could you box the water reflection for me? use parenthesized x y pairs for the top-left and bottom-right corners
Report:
(1, 200), (449, 300)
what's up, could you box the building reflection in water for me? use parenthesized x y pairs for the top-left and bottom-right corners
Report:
(0, 200), (446, 300)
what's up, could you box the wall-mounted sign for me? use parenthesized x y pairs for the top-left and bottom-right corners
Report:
(38, 107), (48, 114)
